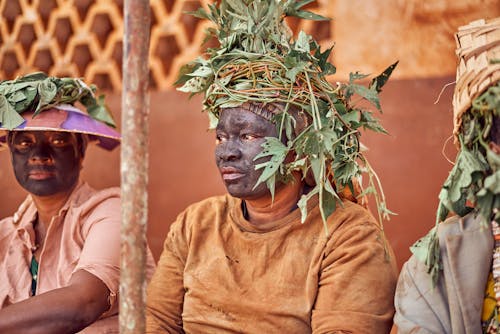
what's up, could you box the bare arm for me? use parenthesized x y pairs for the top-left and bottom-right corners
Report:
(0, 270), (110, 334)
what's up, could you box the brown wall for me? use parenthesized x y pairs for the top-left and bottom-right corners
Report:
(0, 75), (455, 268)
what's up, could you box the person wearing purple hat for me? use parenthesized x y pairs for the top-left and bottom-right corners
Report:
(0, 73), (155, 333)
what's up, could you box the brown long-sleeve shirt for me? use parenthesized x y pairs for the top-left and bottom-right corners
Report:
(146, 194), (397, 333)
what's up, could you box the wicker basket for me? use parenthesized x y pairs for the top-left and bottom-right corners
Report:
(453, 17), (500, 139)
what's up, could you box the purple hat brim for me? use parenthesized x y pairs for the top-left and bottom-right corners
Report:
(0, 107), (121, 151)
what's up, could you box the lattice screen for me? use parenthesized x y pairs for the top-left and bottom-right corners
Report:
(0, 0), (334, 91)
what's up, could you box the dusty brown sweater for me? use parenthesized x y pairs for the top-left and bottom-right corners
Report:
(146, 194), (397, 333)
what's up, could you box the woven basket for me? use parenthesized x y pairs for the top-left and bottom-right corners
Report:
(453, 17), (500, 139)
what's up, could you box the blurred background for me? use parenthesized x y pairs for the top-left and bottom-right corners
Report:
(0, 0), (499, 271)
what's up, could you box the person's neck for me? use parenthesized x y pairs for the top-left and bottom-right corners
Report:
(31, 184), (77, 229)
(245, 173), (303, 226)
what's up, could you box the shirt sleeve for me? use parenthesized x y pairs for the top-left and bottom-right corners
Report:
(311, 208), (398, 334)
(74, 196), (121, 308)
(394, 256), (449, 334)
(146, 212), (189, 333)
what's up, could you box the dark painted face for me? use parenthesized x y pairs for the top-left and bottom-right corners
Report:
(8, 131), (83, 196)
(215, 107), (278, 200)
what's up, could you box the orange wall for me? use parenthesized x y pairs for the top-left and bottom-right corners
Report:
(0, 75), (455, 268)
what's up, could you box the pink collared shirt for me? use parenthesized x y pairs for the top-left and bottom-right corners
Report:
(0, 182), (156, 333)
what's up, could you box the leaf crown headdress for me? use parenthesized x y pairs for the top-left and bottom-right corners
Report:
(177, 0), (397, 228)
(411, 18), (500, 285)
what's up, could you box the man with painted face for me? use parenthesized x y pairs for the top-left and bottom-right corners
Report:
(394, 18), (500, 333)
(0, 73), (155, 333)
(146, 1), (398, 333)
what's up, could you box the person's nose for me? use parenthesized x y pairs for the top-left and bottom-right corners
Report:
(217, 141), (242, 162)
(28, 144), (53, 164)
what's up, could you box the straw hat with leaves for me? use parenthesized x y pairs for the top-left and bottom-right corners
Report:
(0, 72), (120, 151)
(411, 17), (500, 284)
(176, 0), (397, 229)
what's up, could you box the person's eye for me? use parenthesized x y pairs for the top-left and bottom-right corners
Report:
(20, 140), (33, 146)
(215, 133), (227, 145)
(241, 133), (258, 140)
(52, 138), (65, 145)
(14, 138), (34, 149)
(51, 136), (70, 147)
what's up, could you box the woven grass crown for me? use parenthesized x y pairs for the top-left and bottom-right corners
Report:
(453, 17), (500, 140)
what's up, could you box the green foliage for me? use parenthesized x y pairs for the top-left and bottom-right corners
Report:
(0, 72), (116, 129)
(414, 81), (500, 285)
(177, 0), (397, 227)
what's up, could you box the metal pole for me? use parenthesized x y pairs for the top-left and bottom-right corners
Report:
(120, 0), (150, 333)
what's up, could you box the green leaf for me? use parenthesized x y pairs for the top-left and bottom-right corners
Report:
(286, 3), (330, 22)
(0, 94), (25, 129)
(340, 110), (358, 123)
(34, 78), (58, 115)
(189, 65), (213, 78)
(320, 188), (337, 222)
(369, 61), (398, 93)
(314, 46), (335, 75)
(285, 61), (307, 82)
(361, 111), (387, 134)
(460, 148), (487, 174)
(309, 155), (323, 184)
(410, 226), (438, 264)
(265, 173), (277, 202)
(207, 111), (219, 129)
(486, 149), (500, 170)
(448, 169), (467, 202)
(9, 90), (28, 103)
(333, 102), (347, 115)
(87, 95), (116, 127)
(349, 71), (369, 82)
(186, 7), (210, 20)
(253, 137), (289, 189)
(13, 86), (37, 111)
(321, 178), (340, 221)
(357, 185), (376, 198)
(287, 157), (307, 170)
(351, 84), (381, 110)
(484, 171), (500, 193)
(292, 0), (316, 10)
(177, 77), (207, 93)
(333, 160), (358, 185)
(294, 31), (311, 53)
(450, 192), (473, 217)
(18, 72), (48, 81)
(298, 186), (319, 223)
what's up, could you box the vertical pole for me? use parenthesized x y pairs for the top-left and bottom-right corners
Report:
(120, 0), (150, 333)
